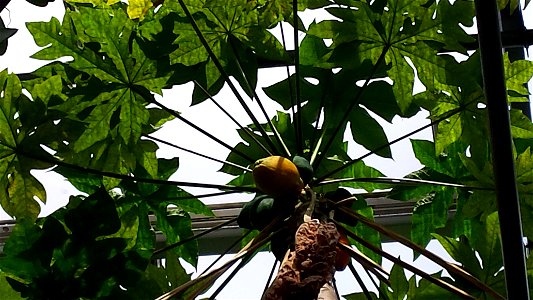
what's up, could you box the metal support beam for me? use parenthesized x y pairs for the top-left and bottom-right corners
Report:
(0, 196), (418, 255)
(474, 0), (530, 299)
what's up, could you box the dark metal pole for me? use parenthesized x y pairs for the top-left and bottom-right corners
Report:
(474, 1), (530, 299)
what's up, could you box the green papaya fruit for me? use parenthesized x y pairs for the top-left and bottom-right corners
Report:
(292, 155), (314, 185)
(250, 196), (276, 229)
(237, 194), (269, 229)
(238, 192), (298, 230)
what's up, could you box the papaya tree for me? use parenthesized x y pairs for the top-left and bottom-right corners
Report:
(1, 0), (533, 299)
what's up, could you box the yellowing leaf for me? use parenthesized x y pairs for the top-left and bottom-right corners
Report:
(65, 0), (105, 5)
(127, 0), (153, 20)
(65, 0), (120, 5)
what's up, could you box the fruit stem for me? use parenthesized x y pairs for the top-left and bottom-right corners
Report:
(303, 186), (317, 222)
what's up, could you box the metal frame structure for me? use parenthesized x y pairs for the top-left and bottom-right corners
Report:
(1, 195), (418, 255)
(475, 1), (530, 298)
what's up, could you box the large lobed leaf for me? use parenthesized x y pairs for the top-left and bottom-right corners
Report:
(307, 0), (475, 112)
(164, 0), (288, 102)
(25, 6), (177, 185)
(0, 70), (52, 220)
(433, 212), (506, 298)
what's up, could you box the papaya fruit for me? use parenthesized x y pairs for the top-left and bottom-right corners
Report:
(292, 155), (314, 185)
(325, 188), (359, 227)
(335, 231), (351, 271)
(237, 193), (295, 230)
(250, 196), (276, 229)
(252, 156), (304, 198)
(237, 194), (271, 229)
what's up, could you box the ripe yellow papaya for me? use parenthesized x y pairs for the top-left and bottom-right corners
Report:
(252, 156), (304, 198)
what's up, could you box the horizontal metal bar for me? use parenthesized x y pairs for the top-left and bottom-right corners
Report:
(0, 196), (438, 255)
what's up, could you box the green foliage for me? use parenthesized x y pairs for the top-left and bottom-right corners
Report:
(0, 274), (23, 299)
(433, 212), (507, 298)
(349, 204), (382, 264)
(1, 0), (533, 298)
(307, 0), (475, 112)
(0, 71), (50, 220)
(391, 140), (472, 248)
(0, 189), (154, 299)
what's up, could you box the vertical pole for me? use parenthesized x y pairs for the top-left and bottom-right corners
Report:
(474, 0), (530, 299)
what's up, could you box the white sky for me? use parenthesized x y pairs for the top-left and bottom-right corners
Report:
(1, 2), (532, 299)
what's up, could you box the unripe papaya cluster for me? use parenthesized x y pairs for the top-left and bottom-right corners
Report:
(237, 155), (313, 231)
(238, 156), (354, 271)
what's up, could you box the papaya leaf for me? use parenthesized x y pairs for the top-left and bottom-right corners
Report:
(0, 275), (23, 300)
(27, 7), (171, 159)
(344, 292), (379, 300)
(127, 0), (154, 20)
(461, 190), (496, 220)
(169, 0), (286, 99)
(130, 251), (191, 298)
(414, 87), (487, 156)
(263, 65), (394, 159)
(118, 157), (213, 267)
(0, 18), (17, 56)
(433, 212), (506, 297)
(336, 161), (386, 192)
(411, 140), (469, 179)
(434, 231), (481, 278)
(411, 188), (454, 249)
(504, 53), (533, 101)
(388, 263), (409, 300)
(156, 211), (198, 266)
(0, 189), (153, 299)
(515, 147), (533, 188)
(496, 0), (523, 12)
(456, 147), (533, 240)
(350, 107), (392, 158)
(458, 153), (494, 188)
(0, 71), (53, 220)
(521, 194), (533, 240)
(350, 206), (382, 264)
(307, 0), (475, 111)
(515, 148), (533, 240)
(407, 270), (465, 300)
(511, 109), (533, 139)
